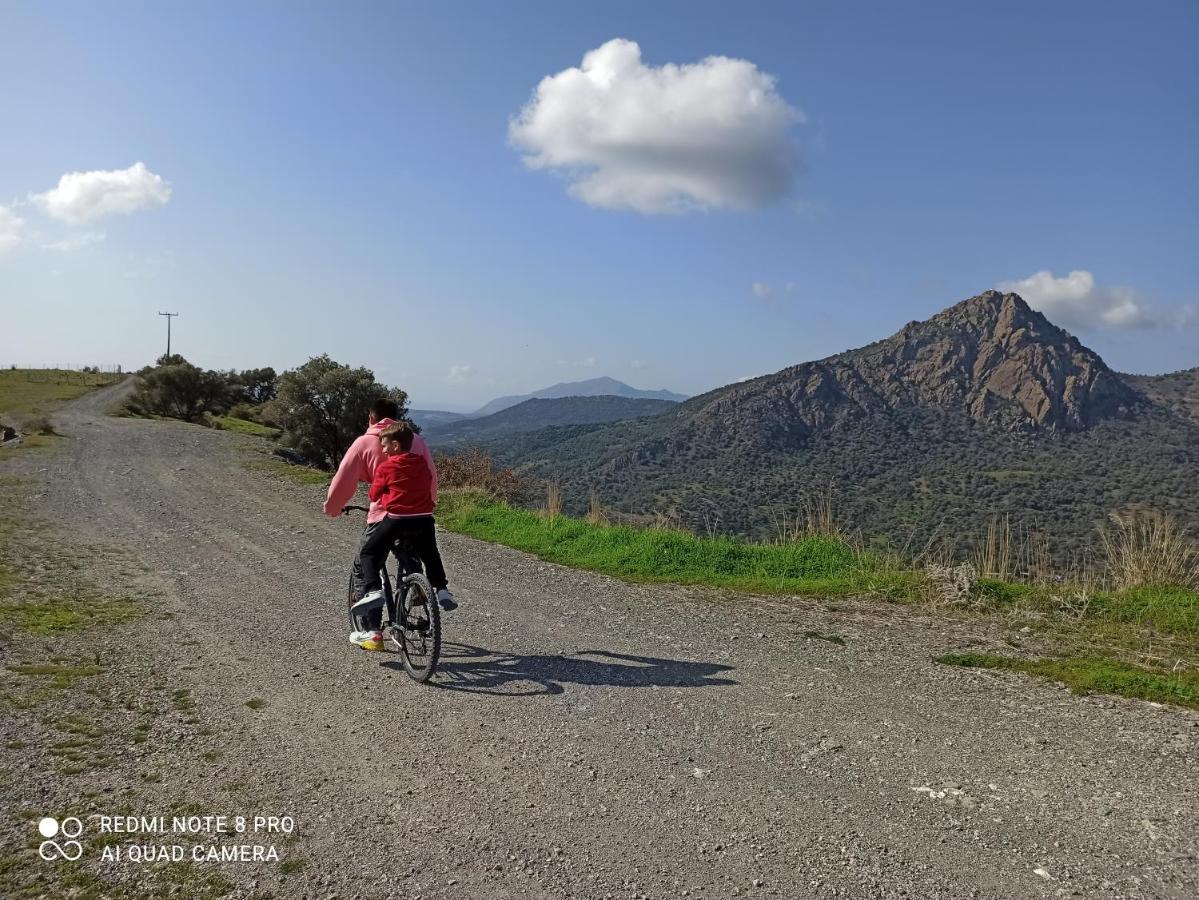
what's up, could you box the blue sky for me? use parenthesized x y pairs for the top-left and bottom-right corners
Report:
(1, 0), (1196, 410)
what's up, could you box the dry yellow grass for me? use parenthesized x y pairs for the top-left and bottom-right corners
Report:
(1102, 511), (1199, 589)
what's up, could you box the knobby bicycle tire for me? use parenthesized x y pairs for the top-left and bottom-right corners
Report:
(395, 572), (440, 682)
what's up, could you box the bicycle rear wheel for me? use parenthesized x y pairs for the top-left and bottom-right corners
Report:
(390, 572), (440, 682)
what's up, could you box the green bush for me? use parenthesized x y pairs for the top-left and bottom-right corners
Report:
(271, 355), (408, 470)
(126, 359), (232, 423)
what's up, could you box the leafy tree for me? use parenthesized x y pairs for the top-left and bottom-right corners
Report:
(156, 353), (188, 367)
(232, 366), (278, 404)
(272, 355), (408, 469)
(130, 359), (231, 422)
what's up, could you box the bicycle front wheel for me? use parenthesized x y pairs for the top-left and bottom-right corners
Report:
(392, 572), (440, 682)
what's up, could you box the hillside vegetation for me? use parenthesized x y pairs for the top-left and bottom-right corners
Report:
(461, 293), (1199, 567)
(426, 394), (679, 444)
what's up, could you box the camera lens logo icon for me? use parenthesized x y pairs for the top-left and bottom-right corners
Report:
(38, 817), (84, 861)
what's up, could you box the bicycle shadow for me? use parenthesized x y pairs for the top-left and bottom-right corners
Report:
(382, 644), (737, 696)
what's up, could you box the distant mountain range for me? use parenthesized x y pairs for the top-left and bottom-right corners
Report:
(425, 395), (679, 445)
(469, 376), (688, 418)
(459, 291), (1199, 562)
(410, 409), (469, 429)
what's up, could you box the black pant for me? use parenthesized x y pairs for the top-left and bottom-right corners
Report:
(352, 515), (448, 630)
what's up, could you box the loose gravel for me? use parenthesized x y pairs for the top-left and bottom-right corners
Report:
(1, 381), (1196, 899)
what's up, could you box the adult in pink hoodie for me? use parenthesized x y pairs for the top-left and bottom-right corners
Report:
(325, 398), (443, 642)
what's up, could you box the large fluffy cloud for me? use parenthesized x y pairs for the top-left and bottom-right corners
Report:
(0, 205), (23, 253)
(33, 162), (171, 224)
(998, 270), (1171, 329)
(509, 39), (803, 214)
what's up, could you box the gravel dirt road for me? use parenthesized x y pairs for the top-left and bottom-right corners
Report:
(2, 382), (1196, 899)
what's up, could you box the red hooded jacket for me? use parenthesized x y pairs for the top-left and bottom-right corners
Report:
(368, 451), (435, 517)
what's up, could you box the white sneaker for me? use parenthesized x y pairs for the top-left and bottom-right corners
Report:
(351, 589), (385, 614)
(436, 588), (457, 612)
(348, 629), (383, 651)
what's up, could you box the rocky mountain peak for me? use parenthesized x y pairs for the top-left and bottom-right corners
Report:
(681, 291), (1145, 452)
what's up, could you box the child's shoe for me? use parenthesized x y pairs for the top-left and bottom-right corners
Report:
(436, 588), (457, 612)
(348, 629), (383, 651)
(351, 589), (385, 614)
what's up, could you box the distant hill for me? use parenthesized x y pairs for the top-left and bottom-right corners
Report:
(470, 376), (687, 418)
(463, 291), (1199, 562)
(426, 395), (678, 445)
(1120, 367), (1199, 423)
(409, 409), (468, 429)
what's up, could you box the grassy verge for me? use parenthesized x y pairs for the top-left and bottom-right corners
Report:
(241, 456), (330, 486)
(0, 369), (121, 420)
(0, 369), (123, 453)
(438, 490), (920, 598)
(0, 472), (250, 897)
(937, 653), (1199, 709)
(438, 490), (1199, 709)
(206, 414), (281, 439)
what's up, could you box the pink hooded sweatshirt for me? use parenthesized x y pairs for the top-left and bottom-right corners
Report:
(323, 418), (438, 524)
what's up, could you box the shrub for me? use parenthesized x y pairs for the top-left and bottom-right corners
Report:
(127, 359), (232, 423)
(23, 415), (56, 436)
(272, 355), (407, 470)
(434, 448), (522, 502)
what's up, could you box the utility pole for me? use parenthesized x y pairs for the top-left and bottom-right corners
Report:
(158, 312), (179, 359)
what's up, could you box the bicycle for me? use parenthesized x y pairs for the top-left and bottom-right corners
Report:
(341, 505), (441, 682)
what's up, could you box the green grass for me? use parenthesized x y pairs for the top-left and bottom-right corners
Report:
(242, 456), (330, 486)
(438, 490), (918, 598)
(1086, 585), (1199, 635)
(8, 662), (105, 688)
(0, 369), (121, 420)
(937, 652), (1199, 709)
(206, 414), (280, 438)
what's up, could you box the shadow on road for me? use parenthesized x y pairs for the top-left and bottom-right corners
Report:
(382, 644), (737, 696)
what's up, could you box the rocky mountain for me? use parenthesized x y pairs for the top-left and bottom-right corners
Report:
(680, 291), (1142, 455)
(470, 376), (687, 418)
(425, 395), (678, 445)
(464, 291), (1199, 562)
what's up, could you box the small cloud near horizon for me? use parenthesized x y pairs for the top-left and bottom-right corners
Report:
(751, 280), (799, 301)
(998, 269), (1191, 330)
(0, 205), (24, 253)
(509, 38), (803, 214)
(32, 162), (171, 224)
(445, 364), (475, 384)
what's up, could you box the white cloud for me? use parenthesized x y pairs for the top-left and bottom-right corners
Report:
(445, 364), (475, 384)
(576, 356), (597, 368)
(751, 281), (773, 298)
(997, 269), (1173, 329)
(630, 359), (649, 369)
(42, 231), (106, 252)
(0, 205), (24, 253)
(509, 39), (803, 214)
(33, 162), (171, 224)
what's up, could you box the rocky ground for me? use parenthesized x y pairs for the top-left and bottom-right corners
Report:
(0, 381), (1196, 899)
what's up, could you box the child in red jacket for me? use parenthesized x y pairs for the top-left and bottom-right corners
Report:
(350, 422), (454, 625)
